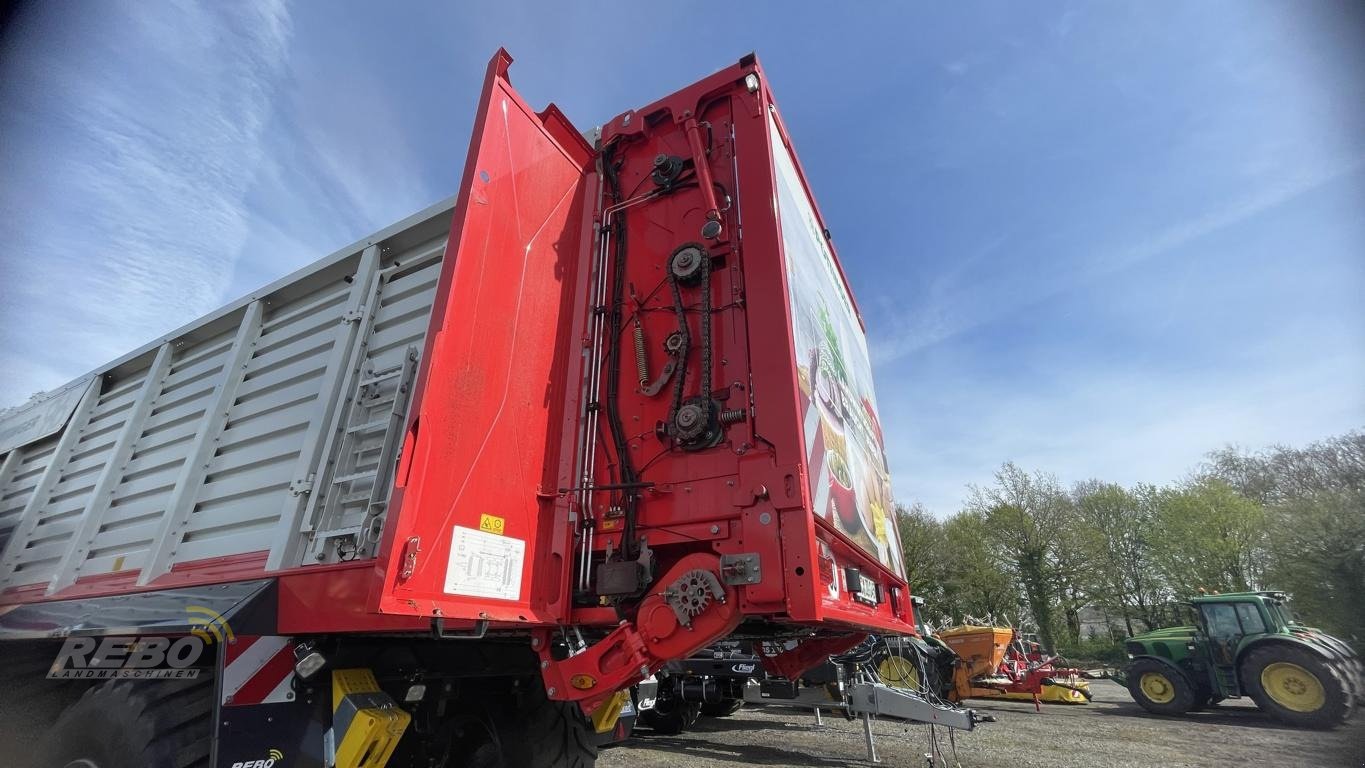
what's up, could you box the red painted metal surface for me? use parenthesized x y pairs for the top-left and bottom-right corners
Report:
(563, 53), (914, 635)
(373, 49), (595, 624)
(535, 552), (742, 711)
(6, 51), (917, 663)
(368, 49), (915, 644)
(760, 633), (868, 681)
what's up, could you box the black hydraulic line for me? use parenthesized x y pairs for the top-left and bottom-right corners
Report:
(601, 146), (642, 561)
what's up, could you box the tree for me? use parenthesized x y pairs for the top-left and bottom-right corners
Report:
(967, 463), (1092, 651)
(895, 502), (947, 597)
(1072, 481), (1164, 634)
(933, 510), (1021, 627)
(1204, 432), (1365, 643)
(1149, 479), (1267, 594)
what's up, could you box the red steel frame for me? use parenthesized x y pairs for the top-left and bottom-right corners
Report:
(2, 50), (917, 708)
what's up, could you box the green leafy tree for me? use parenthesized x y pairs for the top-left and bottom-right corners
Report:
(1072, 481), (1163, 634)
(895, 502), (947, 598)
(1149, 479), (1267, 594)
(968, 463), (1092, 651)
(1203, 432), (1365, 644)
(934, 510), (1021, 627)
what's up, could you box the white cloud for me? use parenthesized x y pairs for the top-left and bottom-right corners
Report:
(885, 336), (1365, 516)
(870, 155), (1365, 366)
(0, 2), (292, 404)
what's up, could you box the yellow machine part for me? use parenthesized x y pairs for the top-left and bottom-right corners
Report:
(331, 668), (412, 768)
(997, 679), (1092, 704)
(590, 690), (632, 734)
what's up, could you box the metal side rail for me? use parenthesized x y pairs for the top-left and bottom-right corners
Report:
(846, 681), (978, 731)
(743, 678), (985, 764)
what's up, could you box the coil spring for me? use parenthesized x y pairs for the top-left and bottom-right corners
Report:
(633, 321), (649, 386)
(719, 408), (746, 425)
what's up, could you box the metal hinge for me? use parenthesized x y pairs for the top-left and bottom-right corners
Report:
(398, 536), (421, 581)
(290, 475), (315, 496)
(719, 553), (762, 585)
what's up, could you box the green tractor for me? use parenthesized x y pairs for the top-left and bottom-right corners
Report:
(1123, 591), (1362, 729)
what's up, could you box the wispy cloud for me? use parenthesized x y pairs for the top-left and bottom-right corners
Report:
(0, 3), (292, 404)
(886, 333), (1365, 515)
(870, 155), (1365, 366)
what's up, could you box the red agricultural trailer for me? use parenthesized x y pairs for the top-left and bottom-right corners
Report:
(0, 50), (973, 768)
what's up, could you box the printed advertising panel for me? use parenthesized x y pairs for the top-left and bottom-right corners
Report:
(770, 116), (905, 579)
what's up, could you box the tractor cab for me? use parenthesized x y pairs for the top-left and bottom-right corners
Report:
(1123, 591), (1361, 728)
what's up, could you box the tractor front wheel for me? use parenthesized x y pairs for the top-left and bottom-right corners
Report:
(1126, 658), (1195, 716)
(1241, 645), (1352, 729)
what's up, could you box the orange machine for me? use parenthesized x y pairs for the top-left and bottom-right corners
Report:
(938, 625), (1014, 698)
(937, 625), (1091, 707)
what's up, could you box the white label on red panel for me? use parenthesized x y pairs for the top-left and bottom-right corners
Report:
(444, 525), (525, 601)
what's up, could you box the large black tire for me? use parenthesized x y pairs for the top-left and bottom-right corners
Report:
(0, 642), (85, 759)
(31, 677), (212, 768)
(1240, 644), (1352, 729)
(699, 697), (744, 717)
(495, 680), (599, 768)
(1126, 658), (1196, 716)
(638, 697), (701, 735)
(871, 641), (925, 693)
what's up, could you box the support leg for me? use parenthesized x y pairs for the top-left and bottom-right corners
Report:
(862, 713), (879, 763)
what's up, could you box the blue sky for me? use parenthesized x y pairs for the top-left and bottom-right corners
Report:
(1, 2), (1361, 515)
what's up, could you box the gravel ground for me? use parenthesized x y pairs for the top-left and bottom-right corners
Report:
(599, 680), (1365, 768)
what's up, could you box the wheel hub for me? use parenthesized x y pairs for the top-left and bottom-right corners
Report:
(1139, 672), (1175, 704)
(1261, 661), (1325, 713)
(877, 656), (920, 691)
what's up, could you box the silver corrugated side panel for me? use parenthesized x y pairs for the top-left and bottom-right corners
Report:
(0, 197), (456, 596)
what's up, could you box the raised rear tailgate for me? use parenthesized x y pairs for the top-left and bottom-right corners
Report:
(375, 50), (594, 623)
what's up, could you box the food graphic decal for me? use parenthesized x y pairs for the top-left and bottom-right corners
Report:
(771, 116), (904, 578)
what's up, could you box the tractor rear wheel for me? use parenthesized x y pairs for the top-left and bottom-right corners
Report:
(872, 640), (925, 693)
(1241, 645), (1352, 729)
(1126, 658), (1195, 716)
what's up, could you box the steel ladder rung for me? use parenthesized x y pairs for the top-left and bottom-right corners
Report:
(331, 469), (379, 485)
(357, 367), (404, 387)
(345, 419), (390, 435)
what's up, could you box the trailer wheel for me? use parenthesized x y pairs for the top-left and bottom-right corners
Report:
(1126, 658), (1195, 716)
(0, 643), (84, 759)
(495, 680), (598, 768)
(32, 677), (212, 768)
(1241, 645), (1352, 729)
(699, 698), (744, 717)
(638, 695), (701, 735)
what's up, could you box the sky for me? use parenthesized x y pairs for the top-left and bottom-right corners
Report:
(1, 2), (1362, 515)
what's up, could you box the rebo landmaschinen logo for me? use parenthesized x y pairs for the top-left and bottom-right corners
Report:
(47, 606), (233, 680)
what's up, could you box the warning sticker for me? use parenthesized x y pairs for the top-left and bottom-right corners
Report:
(444, 525), (525, 601)
(479, 513), (506, 535)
